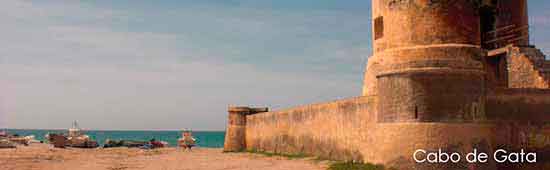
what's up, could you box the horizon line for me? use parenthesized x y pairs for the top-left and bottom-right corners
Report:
(4, 128), (226, 132)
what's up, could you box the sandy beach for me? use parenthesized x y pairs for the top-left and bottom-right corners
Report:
(0, 144), (327, 170)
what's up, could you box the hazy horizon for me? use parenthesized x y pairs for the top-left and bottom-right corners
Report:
(4, 128), (223, 132)
(1, 0), (549, 131)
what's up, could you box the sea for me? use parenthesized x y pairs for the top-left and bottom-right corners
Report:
(5, 129), (225, 148)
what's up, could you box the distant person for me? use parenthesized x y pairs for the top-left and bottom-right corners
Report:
(178, 131), (196, 151)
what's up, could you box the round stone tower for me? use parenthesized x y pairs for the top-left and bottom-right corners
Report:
(366, 0), (486, 122)
(363, 1), (496, 169)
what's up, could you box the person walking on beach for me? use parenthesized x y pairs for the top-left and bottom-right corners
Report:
(178, 131), (196, 151)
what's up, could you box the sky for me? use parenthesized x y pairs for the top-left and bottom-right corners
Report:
(1, 0), (549, 131)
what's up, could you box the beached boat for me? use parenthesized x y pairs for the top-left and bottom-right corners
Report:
(0, 139), (16, 149)
(104, 139), (148, 148)
(66, 121), (98, 148)
(47, 121), (99, 148)
(25, 135), (41, 143)
(103, 139), (168, 149)
(8, 136), (30, 145)
(0, 130), (37, 146)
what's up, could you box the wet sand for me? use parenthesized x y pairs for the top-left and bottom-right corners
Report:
(0, 144), (327, 170)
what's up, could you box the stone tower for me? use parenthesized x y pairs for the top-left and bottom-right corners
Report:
(364, 0), (486, 122)
(361, 0), (542, 169)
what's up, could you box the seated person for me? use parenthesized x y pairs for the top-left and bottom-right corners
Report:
(178, 131), (196, 150)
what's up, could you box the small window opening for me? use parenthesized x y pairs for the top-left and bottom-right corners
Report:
(374, 16), (384, 40)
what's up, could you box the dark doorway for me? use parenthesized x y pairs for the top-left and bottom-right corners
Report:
(480, 4), (497, 49)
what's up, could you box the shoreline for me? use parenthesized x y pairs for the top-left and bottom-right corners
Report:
(4, 129), (226, 148)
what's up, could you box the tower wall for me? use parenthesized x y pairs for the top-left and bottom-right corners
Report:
(495, 0), (529, 46)
(372, 0), (481, 53)
(481, 0), (529, 49)
(365, 123), (498, 170)
(364, 0), (483, 97)
(367, 1), (493, 169)
(371, 0), (485, 122)
(376, 46), (486, 122)
(223, 107), (250, 152)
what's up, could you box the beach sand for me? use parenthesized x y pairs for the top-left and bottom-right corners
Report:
(0, 144), (327, 170)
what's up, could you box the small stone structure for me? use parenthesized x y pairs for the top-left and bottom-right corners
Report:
(223, 107), (268, 152)
(224, 0), (550, 169)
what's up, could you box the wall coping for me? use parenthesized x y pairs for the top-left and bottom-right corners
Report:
(247, 96), (373, 117)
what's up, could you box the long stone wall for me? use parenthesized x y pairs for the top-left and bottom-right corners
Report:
(245, 96), (375, 161)
(235, 92), (550, 169)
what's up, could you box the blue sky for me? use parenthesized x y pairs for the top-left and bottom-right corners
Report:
(0, 0), (548, 130)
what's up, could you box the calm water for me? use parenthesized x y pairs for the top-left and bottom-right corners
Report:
(6, 129), (225, 148)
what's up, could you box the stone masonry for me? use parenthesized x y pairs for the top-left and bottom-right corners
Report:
(224, 1), (550, 170)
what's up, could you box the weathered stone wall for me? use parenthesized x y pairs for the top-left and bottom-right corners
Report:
(362, 54), (381, 96)
(378, 71), (485, 123)
(481, 0), (529, 49)
(366, 122), (550, 170)
(494, 0), (529, 47)
(372, 0), (480, 53)
(375, 45), (486, 123)
(365, 123), (499, 170)
(365, 0), (482, 96)
(507, 47), (550, 89)
(369, 0), (486, 123)
(245, 96), (375, 161)
(240, 98), (550, 170)
(486, 88), (550, 121)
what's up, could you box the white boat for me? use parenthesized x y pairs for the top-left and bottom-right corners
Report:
(0, 139), (16, 148)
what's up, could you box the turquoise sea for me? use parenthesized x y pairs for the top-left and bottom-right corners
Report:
(6, 129), (225, 148)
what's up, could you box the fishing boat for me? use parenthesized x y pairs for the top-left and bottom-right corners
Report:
(0, 130), (36, 146)
(103, 139), (148, 148)
(104, 139), (168, 149)
(0, 139), (16, 149)
(8, 136), (31, 146)
(66, 121), (98, 148)
(0, 130), (16, 148)
(48, 121), (98, 148)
